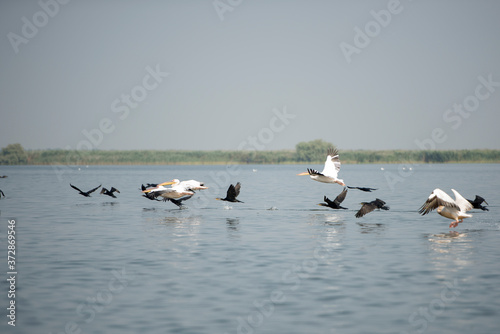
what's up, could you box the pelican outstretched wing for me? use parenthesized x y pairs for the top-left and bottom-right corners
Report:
(418, 188), (460, 215)
(451, 189), (472, 213)
(321, 148), (341, 178)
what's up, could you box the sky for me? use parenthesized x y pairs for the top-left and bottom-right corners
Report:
(1, 0), (500, 151)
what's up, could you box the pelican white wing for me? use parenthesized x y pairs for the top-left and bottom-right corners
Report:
(451, 188), (473, 212)
(419, 188), (460, 215)
(298, 147), (345, 186)
(419, 188), (473, 228)
(321, 147), (341, 179)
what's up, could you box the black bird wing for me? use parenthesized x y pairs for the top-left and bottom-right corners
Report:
(473, 195), (488, 205)
(355, 203), (377, 218)
(226, 182), (241, 201)
(307, 168), (324, 176)
(100, 188), (108, 194)
(323, 196), (337, 208)
(374, 198), (389, 210)
(347, 186), (377, 192)
(0, 189), (4, 197)
(87, 185), (102, 194)
(70, 184), (83, 193)
(334, 187), (348, 204)
(142, 193), (160, 201)
(169, 195), (194, 207)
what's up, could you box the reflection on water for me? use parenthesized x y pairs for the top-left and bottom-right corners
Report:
(141, 214), (203, 249)
(101, 201), (119, 206)
(356, 222), (385, 234)
(425, 231), (476, 278)
(1, 164), (499, 334)
(226, 218), (240, 237)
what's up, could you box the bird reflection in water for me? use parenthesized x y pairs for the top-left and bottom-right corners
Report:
(426, 231), (475, 277)
(226, 218), (240, 235)
(356, 222), (385, 234)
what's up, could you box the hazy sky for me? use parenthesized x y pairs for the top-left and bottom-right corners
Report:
(1, 0), (500, 151)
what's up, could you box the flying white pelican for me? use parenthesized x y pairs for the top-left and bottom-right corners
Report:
(142, 180), (191, 199)
(297, 148), (345, 186)
(142, 179), (208, 203)
(418, 189), (473, 228)
(172, 179), (208, 191)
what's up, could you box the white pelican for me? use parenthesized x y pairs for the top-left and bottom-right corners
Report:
(172, 179), (208, 191)
(418, 189), (473, 228)
(297, 148), (345, 186)
(142, 179), (208, 205)
(142, 180), (194, 199)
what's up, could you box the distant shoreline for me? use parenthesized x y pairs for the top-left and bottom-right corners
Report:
(2, 148), (500, 165)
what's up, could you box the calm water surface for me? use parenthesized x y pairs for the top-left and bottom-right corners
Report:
(0, 164), (499, 334)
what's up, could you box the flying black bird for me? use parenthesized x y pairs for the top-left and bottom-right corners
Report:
(100, 187), (120, 198)
(347, 186), (378, 192)
(467, 195), (489, 211)
(0, 189), (5, 199)
(70, 184), (101, 197)
(318, 187), (348, 209)
(355, 198), (389, 218)
(0, 175), (7, 178)
(216, 182), (243, 203)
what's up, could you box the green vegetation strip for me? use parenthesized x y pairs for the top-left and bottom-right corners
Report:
(2, 142), (500, 165)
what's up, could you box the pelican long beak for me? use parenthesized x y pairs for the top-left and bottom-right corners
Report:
(141, 180), (176, 193)
(158, 181), (176, 187)
(296, 172), (309, 176)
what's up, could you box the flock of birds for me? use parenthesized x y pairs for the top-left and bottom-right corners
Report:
(296, 148), (488, 226)
(4, 147), (484, 229)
